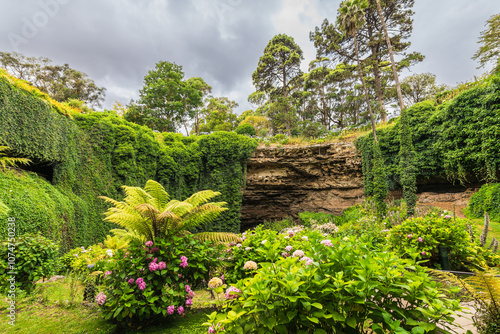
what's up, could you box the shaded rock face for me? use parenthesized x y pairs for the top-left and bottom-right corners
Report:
(241, 141), (481, 229)
(241, 141), (365, 229)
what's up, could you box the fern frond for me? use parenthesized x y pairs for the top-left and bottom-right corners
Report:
(184, 190), (222, 207)
(144, 180), (170, 210)
(194, 232), (242, 243)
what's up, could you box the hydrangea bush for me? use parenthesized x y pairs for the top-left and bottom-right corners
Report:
(388, 216), (500, 270)
(97, 234), (224, 323)
(206, 235), (462, 333)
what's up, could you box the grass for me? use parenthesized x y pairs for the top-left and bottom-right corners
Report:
(0, 279), (216, 334)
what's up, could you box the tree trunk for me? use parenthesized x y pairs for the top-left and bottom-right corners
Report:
(371, 51), (387, 122)
(354, 33), (378, 143)
(375, 0), (404, 112)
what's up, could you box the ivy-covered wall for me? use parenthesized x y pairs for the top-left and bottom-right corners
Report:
(0, 75), (257, 251)
(357, 73), (500, 191)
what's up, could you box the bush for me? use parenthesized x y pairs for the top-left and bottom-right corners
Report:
(298, 211), (335, 226)
(387, 216), (500, 270)
(235, 124), (256, 136)
(59, 244), (112, 274)
(206, 235), (462, 333)
(466, 183), (500, 220)
(98, 235), (224, 323)
(0, 233), (59, 294)
(271, 134), (289, 145)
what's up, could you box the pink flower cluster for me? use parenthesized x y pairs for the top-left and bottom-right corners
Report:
(300, 256), (314, 266)
(186, 284), (195, 303)
(104, 270), (112, 278)
(180, 256), (188, 268)
(320, 239), (334, 247)
(208, 323), (224, 333)
(145, 240), (153, 247)
(149, 257), (166, 271)
(292, 250), (304, 258)
(95, 292), (106, 305)
(167, 305), (175, 315)
(285, 245), (293, 252)
(136, 277), (146, 290)
(225, 286), (241, 300)
(128, 278), (135, 284)
(177, 306), (184, 315)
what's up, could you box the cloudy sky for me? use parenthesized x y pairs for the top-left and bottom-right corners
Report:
(1, 0), (499, 117)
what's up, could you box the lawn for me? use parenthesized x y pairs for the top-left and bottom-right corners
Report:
(0, 279), (214, 334)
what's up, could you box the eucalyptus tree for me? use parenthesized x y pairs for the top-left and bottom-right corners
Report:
(138, 61), (204, 133)
(252, 34), (304, 135)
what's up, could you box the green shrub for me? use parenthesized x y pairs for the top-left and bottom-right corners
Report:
(466, 183), (500, 220)
(260, 217), (297, 232)
(235, 124), (256, 136)
(59, 245), (112, 274)
(387, 216), (500, 270)
(271, 134), (289, 145)
(206, 235), (462, 333)
(0, 233), (59, 294)
(98, 234), (224, 323)
(298, 211), (335, 226)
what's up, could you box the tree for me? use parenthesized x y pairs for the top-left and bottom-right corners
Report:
(337, 0), (378, 142)
(186, 77), (212, 135)
(99, 180), (239, 243)
(311, 0), (423, 122)
(0, 52), (106, 108)
(399, 73), (448, 106)
(197, 97), (239, 133)
(473, 13), (500, 73)
(138, 61), (204, 133)
(252, 34), (304, 135)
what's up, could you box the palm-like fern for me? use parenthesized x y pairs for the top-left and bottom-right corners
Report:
(0, 146), (31, 169)
(99, 180), (240, 243)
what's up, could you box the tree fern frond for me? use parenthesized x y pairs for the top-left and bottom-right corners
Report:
(194, 232), (242, 243)
(144, 180), (170, 210)
(122, 186), (153, 207)
(164, 200), (193, 217)
(135, 203), (160, 215)
(184, 190), (223, 207)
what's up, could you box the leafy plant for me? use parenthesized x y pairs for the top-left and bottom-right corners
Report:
(0, 233), (59, 294)
(207, 234), (462, 333)
(98, 235), (224, 324)
(99, 180), (237, 243)
(235, 124), (256, 136)
(0, 145), (31, 169)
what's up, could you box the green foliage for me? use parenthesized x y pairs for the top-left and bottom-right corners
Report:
(399, 109), (418, 216)
(466, 183), (500, 220)
(0, 75), (257, 248)
(388, 216), (500, 270)
(298, 211), (335, 226)
(235, 123), (256, 136)
(207, 231), (462, 333)
(357, 73), (500, 191)
(99, 235), (224, 323)
(59, 244), (112, 274)
(473, 12), (500, 73)
(100, 180), (228, 242)
(0, 233), (59, 294)
(372, 144), (388, 218)
(0, 146), (31, 168)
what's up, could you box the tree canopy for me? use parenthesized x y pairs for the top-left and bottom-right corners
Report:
(473, 12), (500, 73)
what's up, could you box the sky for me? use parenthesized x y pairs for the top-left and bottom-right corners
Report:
(1, 0), (499, 120)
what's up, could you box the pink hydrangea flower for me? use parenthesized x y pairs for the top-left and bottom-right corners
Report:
(300, 256), (314, 266)
(158, 261), (166, 270)
(186, 298), (192, 306)
(418, 237), (423, 242)
(208, 326), (216, 334)
(302, 236), (308, 241)
(421, 251), (426, 256)
(407, 234), (413, 239)
(189, 290), (195, 298)
(138, 282), (146, 290)
(236, 243), (242, 247)
(145, 241), (153, 247)
(245, 247), (251, 251)
(167, 305), (175, 315)
(185, 285), (191, 292)
(292, 250), (304, 258)
(149, 261), (159, 271)
(128, 278), (135, 284)
(225, 286), (242, 300)
(320, 239), (334, 247)
(136, 277), (144, 284)
(444, 215), (452, 219)
(95, 292), (106, 305)
(104, 271), (112, 278)
(177, 306), (184, 315)
(287, 231), (295, 237)
(180, 256), (188, 268)
(285, 245), (293, 252)
(282, 252), (290, 257)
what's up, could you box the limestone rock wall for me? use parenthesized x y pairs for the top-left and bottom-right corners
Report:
(241, 141), (364, 228)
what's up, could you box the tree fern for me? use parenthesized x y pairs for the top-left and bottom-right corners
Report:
(99, 181), (228, 242)
(194, 232), (242, 243)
